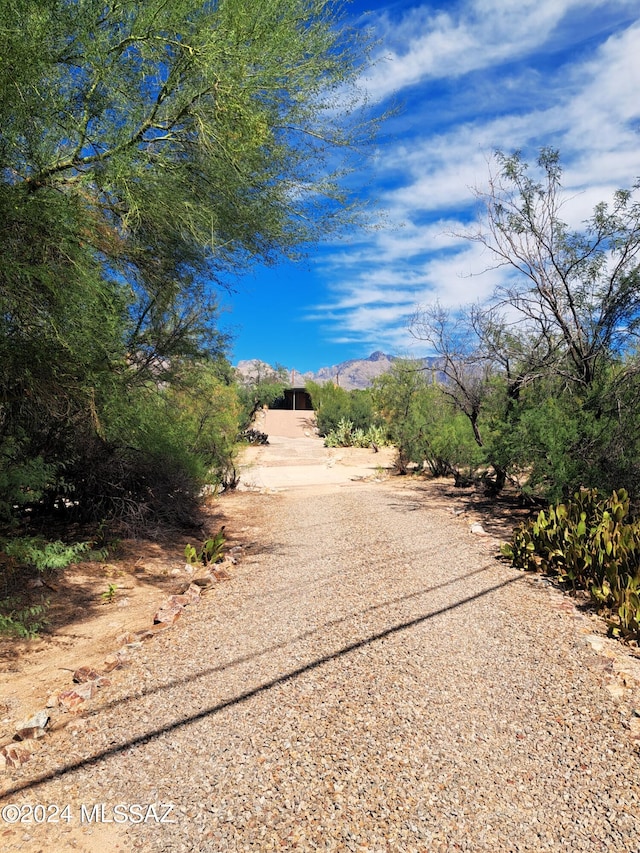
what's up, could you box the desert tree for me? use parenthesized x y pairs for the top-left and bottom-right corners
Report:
(0, 0), (382, 523)
(467, 148), (640, 388)
(412, 149), (640, 499)
(410, 303), (493, 447)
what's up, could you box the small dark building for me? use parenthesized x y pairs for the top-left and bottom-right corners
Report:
(272, 386), (313, 411)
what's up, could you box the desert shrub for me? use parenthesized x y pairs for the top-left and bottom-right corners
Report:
(56, 360), (244, 529)
(0, 536), (90, 638)
(323, 419), (390, 448)
(307, 382), (377, 436)
(0, 438), (57, 525)
(372, 363), (483, 479)
(235, 364), (288, 432)
(0, 599), (49, 639)
(502, 488), (640, 638)
(2, 538), (88, 571)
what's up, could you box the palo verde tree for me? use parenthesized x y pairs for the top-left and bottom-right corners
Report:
(0, 0), (381, 526)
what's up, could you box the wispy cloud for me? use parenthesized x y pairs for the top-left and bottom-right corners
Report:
(314, 3), (640, 353)
(362, 0), (637, 102)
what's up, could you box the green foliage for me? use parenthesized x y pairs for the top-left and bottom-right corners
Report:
(0, 0), (381, 531)
(0, 441), (56, 525)
(307, 382), (377, 436)
(481, 149), (640, 388)
(502, 489), (640, 638)
(2, 538), (89, 572)
(236, 364), (289, 433)
(411, 150), (640, 501)
(323, 419), (390, 449)
(101, 583), (118, 605)
(0, 535), (88, 638)
(185, 527), (226, 568)
(372, 361), (482, 478)
(371, 361), (425, 473)
(0, 599), (49, 639)
(483, 367), (640, 503)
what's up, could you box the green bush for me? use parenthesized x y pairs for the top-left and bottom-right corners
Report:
(502, 488), (640, 638)
(185, 527), (226, 568)
(0, 599), (49, 639)
(0, 536), (89, 638)
(0, 437), (57, 525)
(307, 382), (377, 437)
(2, 537), (89, 571)
(323, 419), (390, 449)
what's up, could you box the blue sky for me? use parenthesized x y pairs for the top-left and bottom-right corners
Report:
(222, 0), (640, 373)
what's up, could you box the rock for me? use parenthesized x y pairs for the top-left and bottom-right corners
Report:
(191, 573), (215, 590)
(1, 745), (31, 769)
(14, 710), (49, 741)
(153, 598), (184, 625)
(102, 653), (122, 672)
(73, 666), (100, 683)
(213, 567), (232, 581)
(183, 582), (202, 603)
(58, 682), (97, 710)
(116, 631), (137, 645)
(172, 588), (200, 607)
(107, 648), (132, 669)
(470, 522), (486, 535)
(585, 634), (606, 653)
(153, 583), (202, 625)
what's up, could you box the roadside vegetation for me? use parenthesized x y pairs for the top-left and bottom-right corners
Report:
(307, 150), (640, 639)
(2, 1), (638, 643)
(306, 382), (391, 449)
(0, 0), (381, 636)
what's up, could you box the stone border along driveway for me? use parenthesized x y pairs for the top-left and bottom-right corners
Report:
(1, 439), (639, 852)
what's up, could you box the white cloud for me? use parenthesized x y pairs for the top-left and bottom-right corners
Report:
(362, 0), (634, 102)
(313, 5), (640, 354)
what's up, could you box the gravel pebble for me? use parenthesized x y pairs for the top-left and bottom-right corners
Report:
(1, 479), (639, 852)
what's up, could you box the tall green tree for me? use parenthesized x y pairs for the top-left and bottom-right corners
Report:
(0, 0), (380, 525)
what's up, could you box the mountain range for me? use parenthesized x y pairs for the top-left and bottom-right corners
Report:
(236, 351), (443, 391)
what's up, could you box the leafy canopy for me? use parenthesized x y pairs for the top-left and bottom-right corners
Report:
(0, 0), (381, 527)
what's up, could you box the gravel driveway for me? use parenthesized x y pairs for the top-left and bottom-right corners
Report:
(1, 442), (639, 852)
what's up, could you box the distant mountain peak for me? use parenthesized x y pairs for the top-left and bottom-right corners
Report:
(235, 351), (444, 391)
(304, 351), (396, 390)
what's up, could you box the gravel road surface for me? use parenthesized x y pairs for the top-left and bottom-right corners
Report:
(1, 438), (639, 852)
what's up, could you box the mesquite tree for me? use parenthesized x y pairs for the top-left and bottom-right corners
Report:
(412, 150), (640, 499)
(469, 149), (640, 388)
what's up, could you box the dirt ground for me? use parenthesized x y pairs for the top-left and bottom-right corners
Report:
(0, 413), (619, 793)
(0, 414), (397, 754)
(0, 505), (233, 744)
